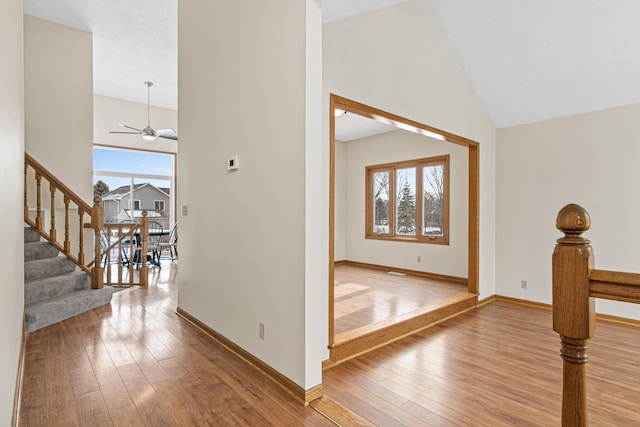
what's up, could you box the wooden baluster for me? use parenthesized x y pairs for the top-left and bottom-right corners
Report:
(49, 182), (57, 241)
(78, 210), (84, 266)
(106, 231), (112, 285)
(128, 227), (135, 284)
(64, 196), (71, 253)
(139, 211), (149, 286)
(91, 197), (104, 289)
(116, 226), (124, 285)
(553, 204), (596, 427)
(35, 171), (43, 231)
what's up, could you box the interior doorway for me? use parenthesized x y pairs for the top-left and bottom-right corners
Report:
(328, 94), (480, 365)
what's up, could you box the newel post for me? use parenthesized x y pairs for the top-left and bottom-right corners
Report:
(553, 204), (596, 427)
(91, 196), (104, 289)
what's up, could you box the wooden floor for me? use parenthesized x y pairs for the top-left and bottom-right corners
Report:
(334, 264), (468, 335)
(323, 300), (640, 426)
(20, 261), (640, 426)
(19, 262), (332, 426)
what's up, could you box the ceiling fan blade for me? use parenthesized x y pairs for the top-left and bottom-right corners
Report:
(112, 84), (174, 142)
(156, 129), (178, 140)
(119, 123), (143, 132)
(110, 131), (142, 135)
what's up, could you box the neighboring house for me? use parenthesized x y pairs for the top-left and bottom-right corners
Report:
(101, 183), (170, 229)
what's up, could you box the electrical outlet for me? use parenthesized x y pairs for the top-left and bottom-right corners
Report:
(521, 280), (527, 289)
(259, 322), (265, 340)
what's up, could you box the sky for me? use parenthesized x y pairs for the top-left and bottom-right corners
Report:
(93, 147), (173, 191)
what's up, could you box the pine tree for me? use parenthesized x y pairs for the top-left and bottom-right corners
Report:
(93, 180), (110, 197)
(396, 181), (415, 234)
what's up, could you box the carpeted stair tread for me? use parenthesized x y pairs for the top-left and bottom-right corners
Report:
(23, 225), (114, 333)
(24, 256), (77, 281)
(25, 271), (90, 306)
(24, 241), (60, 262)
(25, 286), (114, 333)
(24, 227), (41, 243)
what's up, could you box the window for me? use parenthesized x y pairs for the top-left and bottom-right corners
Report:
(93, 146), (175, 225)
(154, 200), (165, 212)
(366, 155), (449, 244)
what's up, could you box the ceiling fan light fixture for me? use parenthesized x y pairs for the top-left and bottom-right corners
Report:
(109, 81), (178, 141)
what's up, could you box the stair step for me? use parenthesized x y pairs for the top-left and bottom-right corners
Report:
(24, 256), (77, 281)
(25, 271), (90, 306)
(25, 287), (115, 333)
(22, 225), (115, 333)
(24, 241), (59, 262)
(24, 226), (41, 243)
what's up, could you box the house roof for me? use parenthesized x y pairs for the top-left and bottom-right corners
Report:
(101, 182), (170, 201)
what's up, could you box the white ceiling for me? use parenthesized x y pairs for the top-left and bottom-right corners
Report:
(23, 0), (640, 129)
(428, 0), (640, 127)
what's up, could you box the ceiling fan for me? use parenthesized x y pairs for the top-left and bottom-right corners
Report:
(110, 81), (177, 142)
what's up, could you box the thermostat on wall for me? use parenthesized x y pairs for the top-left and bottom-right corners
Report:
(227, 155), (239, 171)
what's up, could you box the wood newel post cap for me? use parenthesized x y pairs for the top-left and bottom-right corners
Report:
(142, 210), (148, 218)
(556, 204), (591, 244)
(93, 195), (102, 206)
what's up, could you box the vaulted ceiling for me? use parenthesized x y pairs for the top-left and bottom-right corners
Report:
(23, 0), (640, 128)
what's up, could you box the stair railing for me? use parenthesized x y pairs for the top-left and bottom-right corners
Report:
(92, 214), (149, 287)
(553, 203), (640, 426)
(24, 153), (149, 288)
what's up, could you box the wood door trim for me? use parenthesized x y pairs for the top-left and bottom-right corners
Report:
(328, 93), (481, 349)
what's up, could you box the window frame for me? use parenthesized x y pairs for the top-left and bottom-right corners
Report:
(154, 200), (165, 212)
(131, 199), (141, 210)
(365, 155), (449, 245)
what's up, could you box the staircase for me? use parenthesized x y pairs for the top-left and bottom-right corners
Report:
(24, 226), (114, 333)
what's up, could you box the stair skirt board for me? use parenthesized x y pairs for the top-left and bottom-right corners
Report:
(24, 226), (114, 333)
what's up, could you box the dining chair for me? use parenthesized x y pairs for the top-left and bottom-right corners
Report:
(139, 221), (164, 268)
(118, 219), (137, 267)
(157, 222), (178, 262)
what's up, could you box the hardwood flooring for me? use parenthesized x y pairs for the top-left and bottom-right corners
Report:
(19, 262), (332, 427)
(323, 300), (640, 426)
(334, 264), (469, 336)
(20, 261), (640, 426)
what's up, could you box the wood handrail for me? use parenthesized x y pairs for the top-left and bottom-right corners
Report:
(552, 203), (640, 426)
(94, 222), (149, 287)
(24, 152), (149, 288)
(590, 269), (640, 304)
(25, 153), (92, 214)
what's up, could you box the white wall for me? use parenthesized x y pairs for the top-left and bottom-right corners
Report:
(178, 0), (323, 389)
(94, 94), (178, 154)
(497, 103), (640, 320)
(338, 129), (468, 277)
(324, 0), (496, 299)
(0, 0), (24, 423)
(24, 15), (93, 201)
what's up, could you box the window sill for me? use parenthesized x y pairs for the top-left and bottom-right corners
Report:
(365, 234), (449, 245)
